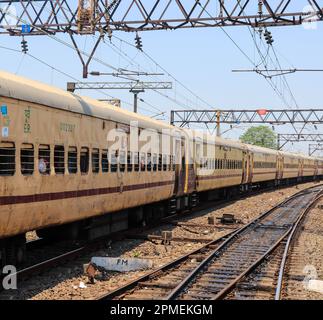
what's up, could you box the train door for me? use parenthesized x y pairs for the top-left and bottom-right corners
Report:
(298, 159), (303, 177)
(247, 153), (253, 183)
(118, 146), (127, 193)
(241, 151), (248, 184)
(275, 155), (280, 180)
(184, 141), (197, 194)
(275, 155), (283, 181)
(314, 160), (319, 177)
(277, 156), (284, 180)
(174, 139), (186, 196)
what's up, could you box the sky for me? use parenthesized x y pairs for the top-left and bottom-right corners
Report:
(0, 1), (322, 156)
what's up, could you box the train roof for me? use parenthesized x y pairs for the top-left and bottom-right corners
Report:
(243, 143), (278, 156)
(0, 70), (174, 132)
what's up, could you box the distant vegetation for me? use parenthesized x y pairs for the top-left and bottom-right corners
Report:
(240, 126), (277, 149)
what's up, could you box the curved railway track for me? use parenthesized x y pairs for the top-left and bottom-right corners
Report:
(97, 184), (323, 300)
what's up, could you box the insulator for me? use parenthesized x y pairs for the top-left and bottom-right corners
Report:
(135, 32), (143, 51)
(21, 37), (28, 54)
(258, 1), (263, 15)
(264, 30), (274, 45)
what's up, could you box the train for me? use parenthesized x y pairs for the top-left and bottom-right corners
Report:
(0, 70), (322, 266)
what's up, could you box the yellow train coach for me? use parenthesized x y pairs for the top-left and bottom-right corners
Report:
(0, 71), (322, 266)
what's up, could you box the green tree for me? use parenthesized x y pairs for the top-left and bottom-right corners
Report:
(240, 125), (277, 149)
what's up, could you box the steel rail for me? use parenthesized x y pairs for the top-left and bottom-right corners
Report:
(97, 184), (323, 300)
(274, 193), (323, 300)
(95, 230), (234, 301)
(165, 185), (323, 300)
(216, 191), (323, 300)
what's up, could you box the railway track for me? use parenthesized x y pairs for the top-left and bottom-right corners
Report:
(97, 184), (323, 300)
(279, 198), (323, 300)
(0, 183), (281, 288)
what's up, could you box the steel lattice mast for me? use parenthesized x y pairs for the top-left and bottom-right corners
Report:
(1, 1), (322, 77)
(0, 1), (323, 35)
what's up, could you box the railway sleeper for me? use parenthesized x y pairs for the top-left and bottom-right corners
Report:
(138, 281), (178, 289)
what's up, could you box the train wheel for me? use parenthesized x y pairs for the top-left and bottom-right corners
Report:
(15, 244), (26, 266)
(4, 236), (26, 266)
(0, 247), (6, 268)
(37, 223), (80, 241)
(5, 243), (16, 266)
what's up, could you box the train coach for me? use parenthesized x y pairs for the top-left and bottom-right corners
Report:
(0, 71), (322, 266)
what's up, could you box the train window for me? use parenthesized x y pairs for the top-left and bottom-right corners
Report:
(111, 151), (118, 172)
(39, 145), (50, 175)
(68, 147), (77, 174)
(0, 142), (15, 176)
(163, 155), (167, 171)
(102, 150), (109, 173)
(152, 154), (157, 171)
(21, 143), (34, 176)
(119, 151), (126, 172)
(134, 152), (139, 172)
(127, 151), (133, 172)
(80, 147), (89, 174)
(54, 145), (65, 174)
(140, 153), (146, 171)
(92, 148), (100, 173)
(147, 153), (152, 171)
(158, 154), (162, 171)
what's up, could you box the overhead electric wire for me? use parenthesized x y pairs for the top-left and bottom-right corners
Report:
(196, 1), (299, 111)
(0, 45), (161, 116)
(235, 1), (300, 111)
(112, 34), (214, 110)
(14, 2), (212, 120)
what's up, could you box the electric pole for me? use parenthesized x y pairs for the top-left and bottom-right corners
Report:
(67, 81), (172, 113)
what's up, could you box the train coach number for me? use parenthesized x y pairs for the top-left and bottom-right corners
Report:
(60, 123), (75, 133)
(24, 108), (31, 133)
